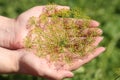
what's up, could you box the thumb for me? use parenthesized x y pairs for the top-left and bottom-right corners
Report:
(46, 70), (74, 80)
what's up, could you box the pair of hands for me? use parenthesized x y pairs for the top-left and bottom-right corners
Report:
(0, 5), (105, 80)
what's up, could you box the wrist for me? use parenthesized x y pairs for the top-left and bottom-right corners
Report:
(0, 16), (16, 49)
(0, 47), (20, 73)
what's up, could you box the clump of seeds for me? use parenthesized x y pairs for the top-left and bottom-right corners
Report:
(24, 5), (101, 62)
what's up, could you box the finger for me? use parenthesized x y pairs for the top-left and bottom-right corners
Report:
(80, 37), (103, 55)
(75, 19), (100, 28)
(42, 5), (70, 16)
(67, 28), (102, 37)
(69, 36), (103, 47)
(80, 28), (102, 37)
(81, 37), (103, 47)
(69, 47), (105, 71)
(92, 37), (103, 47)
(46, 70), (73, 80)
(62, 18), (100, 28)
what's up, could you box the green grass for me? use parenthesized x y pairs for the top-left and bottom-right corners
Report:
(0, 0), (120, 80)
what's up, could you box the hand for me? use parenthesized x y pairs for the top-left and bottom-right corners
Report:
(0, 5), (102, 49)
(0, 46), (105, 80)
(0, 47), (104, 80)
(17, 48), (105, 80)
(0, 5), (105, 80)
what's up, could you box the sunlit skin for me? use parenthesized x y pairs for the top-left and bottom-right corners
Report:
(0, 5), (105, 80)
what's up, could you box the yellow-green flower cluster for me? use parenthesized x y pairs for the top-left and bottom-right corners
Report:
(24, 5), (99, 62)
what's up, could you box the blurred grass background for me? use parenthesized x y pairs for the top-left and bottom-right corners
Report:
(0, 0), (120, 80)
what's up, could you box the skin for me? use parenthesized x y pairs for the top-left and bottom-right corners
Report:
(0, 5), (105, 80)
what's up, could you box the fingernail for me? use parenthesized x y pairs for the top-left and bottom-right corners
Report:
(91, 20), (100, 27)
(101, 47), (106, 51)
(98, 47), (106, 53)
(63, 6), (70, 10)
(99, 37), (104, 41)
(97, 28), (103, 35)
(66, 72), (74, 77)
